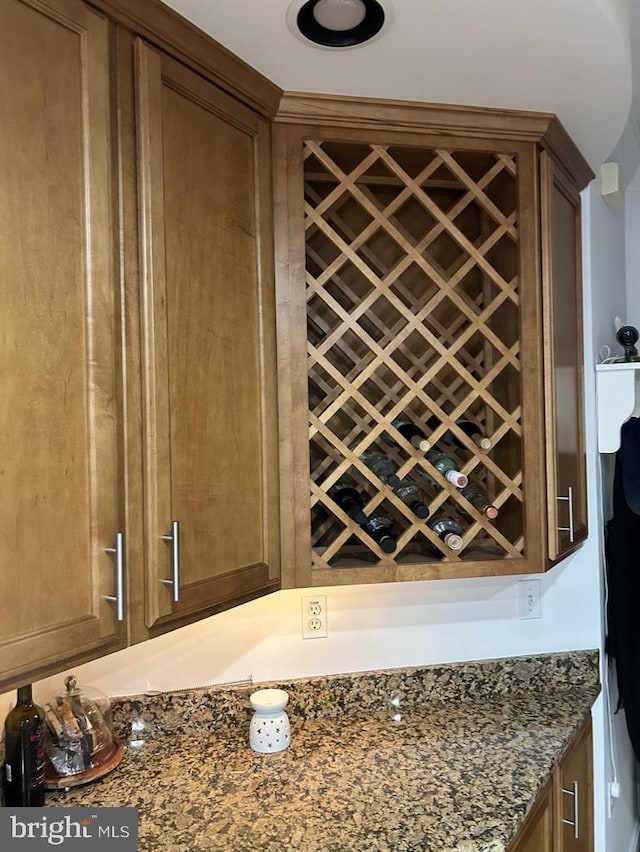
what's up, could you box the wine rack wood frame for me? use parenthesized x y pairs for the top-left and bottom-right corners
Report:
(274, 94), (593, 589)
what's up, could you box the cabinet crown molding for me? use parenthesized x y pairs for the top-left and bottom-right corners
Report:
(88, 0), (282, 118)
(276, 91), (594, 190)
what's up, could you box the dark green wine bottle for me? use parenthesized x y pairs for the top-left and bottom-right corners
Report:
(361, 515), (397, 553)
(327, 483), (368, 525)
(3, 684), (46, 806)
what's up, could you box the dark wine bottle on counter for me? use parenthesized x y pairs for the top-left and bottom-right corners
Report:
(393, 479), (430, 519)
(3, 684), (46, 807)
(425, 449), (468, 488)
(388, 419), (431, 452)
(361, 515), (397, 553)
(461, 482), (499, 519)
(427, 517), (464, 551)
(359, 450), (401, 487)
(327, 483), (367, 525)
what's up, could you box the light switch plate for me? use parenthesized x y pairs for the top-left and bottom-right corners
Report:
(518, 579), (542, 620)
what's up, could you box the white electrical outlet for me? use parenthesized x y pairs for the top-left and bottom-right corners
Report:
(517, 579), (542, 620)
(302, 595), (328, 639)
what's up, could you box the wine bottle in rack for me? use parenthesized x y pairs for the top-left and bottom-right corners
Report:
(386, 419), (431, 452)
(328, 483), (397, 553)
(414, 467), (440, 496)
(425, 449), (468, 488)
(361, 515), (397, 553)
(461, 481), (499, 519)
(360, 451), (427, 517)
(327, 483), (367, 525)
(427, 516), (464, 551)
(427, 416), (492, 451)
(393, 479), (430, 519)
(359, 450), (401, 487)
(456, 419), (492, 450)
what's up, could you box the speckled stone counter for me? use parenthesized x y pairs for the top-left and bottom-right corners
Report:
(45, 650), (600, 852)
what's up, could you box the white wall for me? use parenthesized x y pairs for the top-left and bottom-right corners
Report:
(626, 183), (640, 322)
(12, 569), (601, 701)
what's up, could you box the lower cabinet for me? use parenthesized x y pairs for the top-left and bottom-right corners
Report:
(510, 782), (554, 852)
(553, 719), (593, 851)
(510, 719), (593, 852)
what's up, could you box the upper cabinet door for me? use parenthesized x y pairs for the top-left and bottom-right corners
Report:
(0, 0), (124, 688)
(134, 41), (280, 632)
(540, 152), (588, 561)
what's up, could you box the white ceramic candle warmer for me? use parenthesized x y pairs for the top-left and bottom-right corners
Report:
(249, 689), (290, 754)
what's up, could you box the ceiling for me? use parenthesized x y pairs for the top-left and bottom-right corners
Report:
(163, 0), (633, 170)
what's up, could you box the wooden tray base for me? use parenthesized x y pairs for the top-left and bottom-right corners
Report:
(44, 737), (125, 790)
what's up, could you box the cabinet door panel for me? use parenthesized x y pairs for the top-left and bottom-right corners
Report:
(509, 782), (553, 852)
(135, 41), (279, 630)
(0, 0), (123, 688)
(554, 720), (593, 851)
(541, 152), (588, 561)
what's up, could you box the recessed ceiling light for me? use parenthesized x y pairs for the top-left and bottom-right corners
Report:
(314, 0), (367, 31)
(286, 0), (393, 49)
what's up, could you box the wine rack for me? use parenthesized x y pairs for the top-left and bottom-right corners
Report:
(304, 138), (525, 571)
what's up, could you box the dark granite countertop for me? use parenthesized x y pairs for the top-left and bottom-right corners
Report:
(44, 650), (600, 852)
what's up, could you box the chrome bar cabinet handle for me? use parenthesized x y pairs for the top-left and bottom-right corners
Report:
(104, 531), (125, 622)
(562, 780), (579, 839)
(161, 520), (180, 602)
(557, 485), (575, 542)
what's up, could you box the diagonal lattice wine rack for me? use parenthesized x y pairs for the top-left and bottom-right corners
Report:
(305, 139), (524, 570)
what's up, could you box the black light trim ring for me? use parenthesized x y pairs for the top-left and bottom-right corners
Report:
(297, 0), (385, 48)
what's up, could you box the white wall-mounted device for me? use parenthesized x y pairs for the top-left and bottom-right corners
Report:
(600, 162), (624, 209)
(595, 362), (640, 452)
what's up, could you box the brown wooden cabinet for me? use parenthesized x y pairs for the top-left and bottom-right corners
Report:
(509, 719), (593, 852)
(132, 40), (280, 638)
(0, 0), (281, 690)
(554, 719), (593, 851)
(0, 0), (126, 690)
(273, 94), (593, 588)
(541, 152), (588, 561)
(510, 782), (554, 852)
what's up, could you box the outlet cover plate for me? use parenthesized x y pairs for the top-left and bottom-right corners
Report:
(302, 595), (328, 639)
(518, 579), (542, 620)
